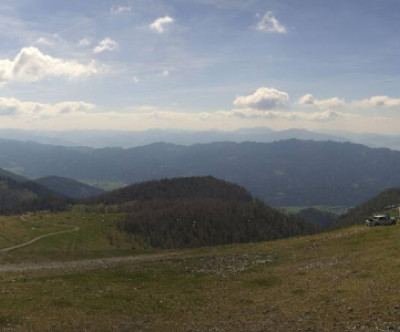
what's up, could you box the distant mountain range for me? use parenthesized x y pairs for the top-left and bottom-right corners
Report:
(2, 127), (400, 150)
(2, 138), (400, 206)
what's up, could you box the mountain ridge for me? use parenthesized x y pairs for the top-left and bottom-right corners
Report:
(2, 138), (400, 206)
(35, 176), (104, 199)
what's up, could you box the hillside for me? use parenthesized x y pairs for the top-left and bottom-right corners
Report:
(35, 176), (104, 199)
(0, 212), (399, 331)
(0, 175), (69, 214)
(0, 168), (29, 182)
(86, 176), (253, 204)
(85, 177), (317, 248)
(296, 208), (337, 229)
(3, 138), (400, 206)
(335, 187), (400, 227)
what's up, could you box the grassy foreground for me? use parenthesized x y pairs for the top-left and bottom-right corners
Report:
(0, 211), (400, 331)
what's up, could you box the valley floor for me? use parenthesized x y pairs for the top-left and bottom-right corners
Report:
(0, 211), (400, 331)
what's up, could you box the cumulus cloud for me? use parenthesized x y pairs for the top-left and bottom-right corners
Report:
(93, 38), (118, 54)
(352, 95), (400, 108)
(0, 47), (97, 83)
(0, 97), (96, 118)
(150, 16), (174, 33)
(298, 93), (345, 109)
(297, 93), (314, 105)
(234, 87), (290, 110)
(111, 6), (132, 14)
(256, 12), (287, 34)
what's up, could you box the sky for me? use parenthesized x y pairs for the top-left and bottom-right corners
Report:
(0, 0), (399, 133)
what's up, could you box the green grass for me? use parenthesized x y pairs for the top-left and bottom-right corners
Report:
(1, 210), (400, 330)
(0, 207), (150, 263)
(0, 215), (67, 248)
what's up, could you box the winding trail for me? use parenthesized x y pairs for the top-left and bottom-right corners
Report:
(0, 217), (79, 253)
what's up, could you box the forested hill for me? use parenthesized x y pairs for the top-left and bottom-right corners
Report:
(89, 176), (317, 249)
(35, 176), (104, 199)
(0, 175), (69, 214)
(84, 176), (253, 205)
(0, 168), (28, 182)
(3, 138), (400, 205)
(335, 188), (400, 227)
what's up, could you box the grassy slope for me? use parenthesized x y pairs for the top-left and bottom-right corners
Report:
(0, 211), (399, 331)
(0, 208), (147, 263)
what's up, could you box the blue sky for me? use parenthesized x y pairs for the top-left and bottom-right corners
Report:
(0, 0), (399, 133)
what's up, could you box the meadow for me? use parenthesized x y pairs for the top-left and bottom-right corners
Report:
(0, 209), (399, 331)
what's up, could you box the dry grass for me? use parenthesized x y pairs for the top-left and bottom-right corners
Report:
(0, 212), (400, 331)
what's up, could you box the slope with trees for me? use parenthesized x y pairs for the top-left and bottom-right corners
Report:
(35, 176), (104, 199)
(335, 188), (400, 227)
(86, 176), (317, 249)
(296, 208), (337, 229)
(0, 175), (70, 214)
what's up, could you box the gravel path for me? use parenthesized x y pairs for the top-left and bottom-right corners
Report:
(0, 252), (183, 273)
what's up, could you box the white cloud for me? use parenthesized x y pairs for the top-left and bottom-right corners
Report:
(352, 95), (400, 108)
(34, 34), (63, 47)
(150, 16), (174, 33)
(35, 37), (53, 46)
(234, 87), (290, 110)
(111, 6), (132, 14)
(0, 97), (96, 118)
(298, 94), (400, 110)
(132, 76), (139, 83)
(146, 108), (345, 123)
(307, 110), (341, 122)
(162, 70), (170, 76)
(297, 93), (314, 105)
(78, 37), (93, 47)
(0, 101), (356, 131)
(226, 108), (344, 122)
(93, 38), (118, 54)
(0, 47), (97, 83)
(298, 94), (345, 109)
(256, 11), (287, 34)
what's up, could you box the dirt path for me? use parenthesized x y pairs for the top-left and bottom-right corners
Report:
(0, 251), (186, 273)
(0, 225), (80, 253)
(0, 226), (367, 274)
